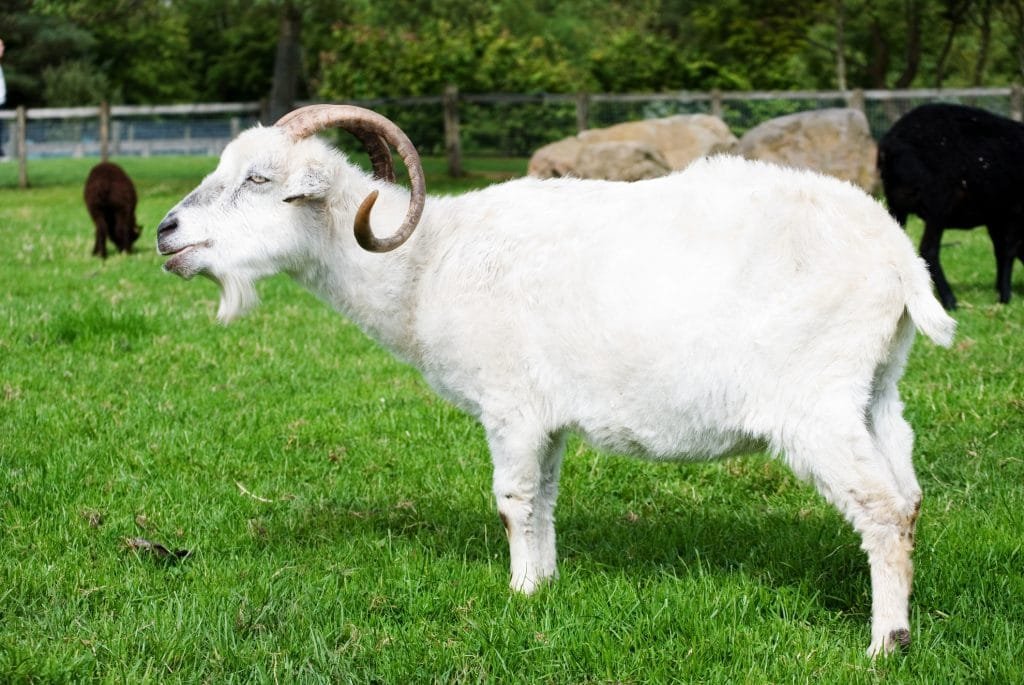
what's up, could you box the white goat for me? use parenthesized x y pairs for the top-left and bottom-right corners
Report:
(157, 105), (955, 657)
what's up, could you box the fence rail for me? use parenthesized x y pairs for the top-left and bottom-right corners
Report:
(3, 86), (1022, 188)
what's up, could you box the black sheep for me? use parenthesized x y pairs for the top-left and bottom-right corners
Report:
(84, 162), (141, 259)
(877, 102), (1024, 309)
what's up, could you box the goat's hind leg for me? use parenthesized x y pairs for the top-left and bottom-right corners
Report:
(868, 338), (923, 538)
(487, 423), (565, 594)
(785, 417), (919, 657)
(920, 222), (956, 309)
(986, 223), (1019, 303)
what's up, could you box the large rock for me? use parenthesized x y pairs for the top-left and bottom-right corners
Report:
(738, 108), (878, 191)
(575, 141), (671, 181)
(577, 114), (739, 169)
(527, 138), (582, 179)
(528, 113), (738, 180)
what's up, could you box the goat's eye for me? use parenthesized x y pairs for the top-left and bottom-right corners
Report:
(247, 174), (270, 185)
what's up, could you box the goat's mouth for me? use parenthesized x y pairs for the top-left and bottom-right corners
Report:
(160, 241), (210, 276)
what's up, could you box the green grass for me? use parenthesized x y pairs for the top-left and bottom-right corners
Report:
(1, 156), (1022, 682)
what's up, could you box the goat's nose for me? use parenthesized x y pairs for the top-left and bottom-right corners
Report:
(157, 215), (178, 237)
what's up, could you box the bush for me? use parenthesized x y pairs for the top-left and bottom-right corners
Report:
(42, 60), (119, 107)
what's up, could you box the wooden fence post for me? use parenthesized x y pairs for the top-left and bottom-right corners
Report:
(1011, 84), (1023, 122)
(16, 105), (28, 189)
(443, 84), (463, 178)
(710, 89), (723, 118)
(575, 92), (590, 132)
(100, 101), (111, 161)
(847, 88), (865, 112)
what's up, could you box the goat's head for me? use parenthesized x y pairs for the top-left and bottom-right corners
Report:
(126, 217), (142, 246)
(156, 105), (426, 322)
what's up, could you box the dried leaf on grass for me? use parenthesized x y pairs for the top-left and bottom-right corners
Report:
(125, 537), (192, 561)
(81, 510), (104, 528)
(236, 481), (274, 503)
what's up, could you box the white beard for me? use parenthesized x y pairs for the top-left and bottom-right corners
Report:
(211, 271), (259, 324)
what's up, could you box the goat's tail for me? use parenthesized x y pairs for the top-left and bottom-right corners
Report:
(903, 255), (956, 347)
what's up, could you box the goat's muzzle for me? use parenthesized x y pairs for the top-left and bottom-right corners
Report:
(156, 215), (181, 258)
(156, 213), (205, 277)
(157, 214), (178, 238)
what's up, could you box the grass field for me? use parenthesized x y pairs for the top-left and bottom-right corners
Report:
(1, 155), (1022, 682)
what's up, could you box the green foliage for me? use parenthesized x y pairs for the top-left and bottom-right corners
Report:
(0, 3), (98, 107)
(319, 19), (584, 100)
(178, 1), (279, 102)
(24, 0), (196, 104)
(588, 29), (751, 92)
(42, 60), (117, 106)
(460, 101), (579, 157)
(317, 16), (590, 153)
(6, 0), (1024, 109)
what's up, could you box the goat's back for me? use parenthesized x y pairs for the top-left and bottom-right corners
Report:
(84, 162), (138, 209)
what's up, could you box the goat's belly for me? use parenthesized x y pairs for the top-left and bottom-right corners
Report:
(574, 420), (764, 462)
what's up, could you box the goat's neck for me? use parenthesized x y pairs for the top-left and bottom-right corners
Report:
(297, 183), (426, 363)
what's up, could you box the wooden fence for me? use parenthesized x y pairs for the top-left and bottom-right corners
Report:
(2, 86), (1022, 188)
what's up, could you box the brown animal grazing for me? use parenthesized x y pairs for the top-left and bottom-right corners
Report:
(84, 162), (141, 258)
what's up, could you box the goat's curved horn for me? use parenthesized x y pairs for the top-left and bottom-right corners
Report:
(275, 104), (426, 253)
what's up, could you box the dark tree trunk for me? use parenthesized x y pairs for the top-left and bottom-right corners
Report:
(835, 0), (847, 90)
(893, 0), (922, 88)
(867, 18), (890, 88)
(266, 1), (303, 124)
(934, 0), (972, 87)
(1008, 1), (1024, 80)
(972, 0), (993, 85)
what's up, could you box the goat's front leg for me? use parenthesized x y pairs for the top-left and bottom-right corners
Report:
(487, 424), (565, 594)
(90, 210), (108, 259)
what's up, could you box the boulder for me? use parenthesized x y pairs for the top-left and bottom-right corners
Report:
(526, 137), (583, 179)
(575, 141), (671, 182)
(738, 108), (878, 191)
(578, 114), (739, 169)
(528, 113), (738, 180)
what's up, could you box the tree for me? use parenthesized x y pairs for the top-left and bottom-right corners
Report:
(0, 1), (98, 106)
(934, 0), (973, 86)
(25, 0), (196, 104)
(7, 0), (1024, 111)
(835, 0), (848, 90)
(999, 0), (1024, 79)
(179, 0), (277, 103)
(267, 0), (303, 122)
(894, 0), (924, 88)
(971, 0), (996, 84)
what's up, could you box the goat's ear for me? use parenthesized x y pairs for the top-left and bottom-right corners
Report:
(283, 166), (331, 204)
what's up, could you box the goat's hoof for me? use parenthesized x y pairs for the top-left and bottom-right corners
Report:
(509, 570), (556, 596)
(510, 579), (539, 596)
(867, 628), (911, 658)
(890, 628), (911, 649)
